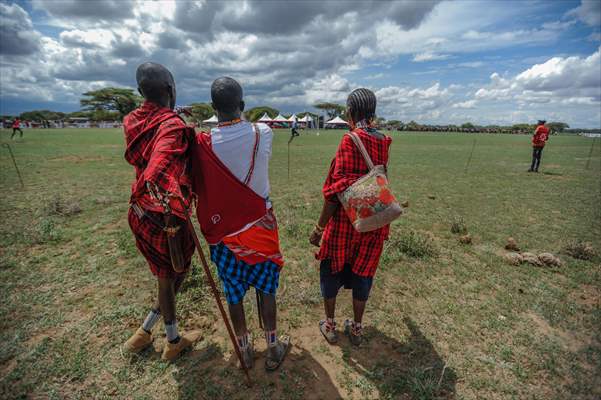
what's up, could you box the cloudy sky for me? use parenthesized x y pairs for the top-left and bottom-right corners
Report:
(1, 0), (600, 127)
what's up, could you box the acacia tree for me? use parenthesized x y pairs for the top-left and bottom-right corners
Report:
(313, 102), (345, 120)
(245, 106), (279, 122)
(188, 102), (214, 124)
(80, 88), (142, 119)
(547, 122), (569, 134)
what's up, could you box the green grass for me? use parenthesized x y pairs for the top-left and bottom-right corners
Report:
(0, 128), (599, 399)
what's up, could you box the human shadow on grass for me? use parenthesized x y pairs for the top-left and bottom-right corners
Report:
(340, 317), (456, 399)
(173, 340), (342, 400)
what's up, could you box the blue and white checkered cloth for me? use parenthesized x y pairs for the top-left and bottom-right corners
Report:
(210, 242), (280, 305)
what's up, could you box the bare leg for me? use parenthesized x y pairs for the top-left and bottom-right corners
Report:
(323, 297), (336, 319)
(228, 303), (248, 337)
(157, 277), (177, 323)
(352, 298), (367, 324)
(260, 294), (277, 331)
(153, 273), (187, 311)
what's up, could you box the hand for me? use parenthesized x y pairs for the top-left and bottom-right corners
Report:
(309, 228), (323, 247)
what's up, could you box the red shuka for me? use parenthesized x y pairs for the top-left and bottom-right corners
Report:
(532, 125), (549, 148)
(317, 128), (392, 278)
(190, 132), (267, 245)
(12, 119), (20, 128)
(124, 101), (193, 219)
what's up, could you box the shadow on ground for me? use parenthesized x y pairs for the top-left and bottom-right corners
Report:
(169, 316), (455, 399)
(339, 317), (457, 399)
(174, 341), (342, 400)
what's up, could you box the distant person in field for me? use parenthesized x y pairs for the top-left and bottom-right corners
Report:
(11, 118), (23, 139)
(309, 88), (392, 346)
(192, 77), (290, 370)
(122, 62), (200, 361)
(288, 117), (299, 144)
(529, 120), (549, 172)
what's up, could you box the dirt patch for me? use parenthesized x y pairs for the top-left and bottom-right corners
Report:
(526, 312), (588, 353)
(569, 284), (600, 309)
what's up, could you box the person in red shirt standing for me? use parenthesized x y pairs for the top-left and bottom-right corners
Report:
(529, 120), (549, 172)
(11, 118), (23, 139)
(121, 62), (200, 361)
(309, 88), (392, 346)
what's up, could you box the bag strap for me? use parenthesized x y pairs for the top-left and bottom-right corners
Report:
(243, 124), (260, 185)
(347, 131), (375, 171)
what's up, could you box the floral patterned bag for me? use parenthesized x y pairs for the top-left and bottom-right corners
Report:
(337, 131), (403, 232)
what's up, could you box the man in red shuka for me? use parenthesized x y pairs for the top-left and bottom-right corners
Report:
(11, 117), (23, 139)
(122, 62), (201, 361)
(528, 120), (549, 173)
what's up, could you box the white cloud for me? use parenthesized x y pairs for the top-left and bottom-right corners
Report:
(0, 3), (41, 55)
(412, 52), (451, 62)
(452, 100), (477, 109)
(457, 61), (485, 68)
(567, 0), (601, 28)
(476, 48), (601, 105)
(1, 0), (600, 128)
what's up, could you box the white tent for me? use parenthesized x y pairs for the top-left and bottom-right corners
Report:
(298, 115), (313, 122)
(326, 116), (348, 125)
(287, 114), (297, 122)
(272, 113), (288, 123)
(258, 113), (272, 122)
(203, 115), (218, 123)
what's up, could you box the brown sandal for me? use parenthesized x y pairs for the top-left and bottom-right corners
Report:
(319, 320), (339, 344)
(265, 335), (291, 371)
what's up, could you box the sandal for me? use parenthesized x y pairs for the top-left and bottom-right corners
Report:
(238, 342), (254, 370)
(344, 320), (363, 347)
(319, 320), (338, 344)
(265, 335), (291, 372)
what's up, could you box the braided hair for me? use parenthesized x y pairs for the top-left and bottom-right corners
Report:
(346, 88), (377, 125)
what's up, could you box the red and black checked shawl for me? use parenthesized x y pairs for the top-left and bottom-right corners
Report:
(124, 101), (193, 219)
(316, 128), (392, 277)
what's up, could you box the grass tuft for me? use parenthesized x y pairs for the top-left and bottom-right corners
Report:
(44, 194), (82, 217)
(386, 230), (437, 259)
(450, 215), (468, 235)
(564, 240), (596, 261)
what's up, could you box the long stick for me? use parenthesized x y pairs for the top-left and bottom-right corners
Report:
(179, 203), (252, 386)
(464, 139), (477, 174)
(585, 137), (596, 170)
(2, 143), (24, 188)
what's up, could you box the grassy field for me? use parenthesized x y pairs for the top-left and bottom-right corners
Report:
(0, 127), (599, 400)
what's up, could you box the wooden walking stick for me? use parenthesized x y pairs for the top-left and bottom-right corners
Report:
(2, 143), (24, 188)
(177, 199), (252, 386)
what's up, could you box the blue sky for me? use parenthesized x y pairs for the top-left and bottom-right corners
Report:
(1, 0), (600, 127)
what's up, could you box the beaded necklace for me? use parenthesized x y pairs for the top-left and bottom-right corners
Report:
(217, 118), (243, 127)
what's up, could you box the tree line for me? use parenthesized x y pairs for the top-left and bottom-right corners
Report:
(3, 87), (592, 133)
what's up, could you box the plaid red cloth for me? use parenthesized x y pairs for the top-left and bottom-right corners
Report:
(316, 128), (392, 278)
(124, 101), (193, 219)
(127, 208), (195, 279)
(532, 125), (549, 148)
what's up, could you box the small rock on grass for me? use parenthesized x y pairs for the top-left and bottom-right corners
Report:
(459, 234), (472, 244)
(504, 252), (523, 266)
(401, 200), (409, 208)
(521, 252), (542, 266)
(538, 252), (561, 267)
(427, 195), (436, 200)
(505, 237), (520, 252)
